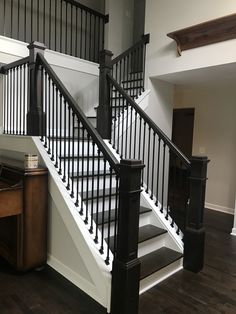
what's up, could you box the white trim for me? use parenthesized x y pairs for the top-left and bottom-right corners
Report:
(205, 202), (234, 215)
(47, 254), (100, 304)
(231, 228), (236, 236)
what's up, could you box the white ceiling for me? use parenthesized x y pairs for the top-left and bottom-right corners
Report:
(155, 62), (236, 87)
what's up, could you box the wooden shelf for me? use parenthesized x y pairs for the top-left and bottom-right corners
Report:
(167, 13), (236, 56)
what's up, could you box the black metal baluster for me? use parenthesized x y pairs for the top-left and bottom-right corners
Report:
(89, 142), (96, 234)
(3, 75), (6, 133)
(129, 107), (133, 159)
(60, 0), (63, 52)
(150, 132), (156, 199)
(125, 98), (129, 158)
(13, 68), (15, 134)
(70, 4), (73, 55)
(133, 111), (138, 159)
(85, 134), (91, 224)
(44, 71), (48, 148)
(94, 149), (101, 243)
(6, 72), (9, 134)
(105, 168), (113, 265)
(17, 0), (20, 40)
(75, 119), (81, 207)
(3, 0), (6, 37)
(16, 67), (18, 134)
(70, 112), (75, 198)
(66, 106), (71, 190)
(59, 94), (63, 175)
(99, 159), (107, 255)
(24, 0), (27, 42)
(43, 0), (46, 44)
(113, 176), (119, 257)
(79, 126), (85, 215)
(80, 9), (83, 58)
(146, 126), (151, 193)
(97, 18), (101, 62)
(116, 88), (121, 154)
(31, 0), (33, 42)
(143, 43), (147, 91)
(19, 66), (22, 134)
(155, 138), (161, 206)
(161, 143), (166, 213)
(49, 0), (52, 49)
(75, 7), (78, 57)
(89, 13), (92, 61)
(51, 83), (55, 161)
(65, 1), (68, 54)
(85, 11), (88, 61)
(93, 16), (96, 62)
(63, 99), (67, 183)
(120, 97), (125, 158)
(55, 88), (59, 167)
(23, 64), (26, 135)
(37, 0), (39, 40)
(55, 0), (57, 51)
(141, 121), (146, 186)
(11, 0), (13, 38)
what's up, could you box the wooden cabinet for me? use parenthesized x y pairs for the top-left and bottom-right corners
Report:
(0, 160), (48, 271)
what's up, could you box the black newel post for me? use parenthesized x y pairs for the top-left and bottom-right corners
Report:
(97, 49), (113, 139)
(184, 156), (209, 273)
(111, 159), (144, 314)
(27, 42), (46, 136)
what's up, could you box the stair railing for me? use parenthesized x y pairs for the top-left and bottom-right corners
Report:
(111, 34), (150, 98)
(97, 47), (209, 276)
(0, 41), (145, 314)
(0, 0), (108, 63)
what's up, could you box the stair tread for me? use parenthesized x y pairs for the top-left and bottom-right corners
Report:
(82, 187), (117, 200)
(140, 247), (183, 280)
(60, 155), (102, 160)
(94, 206), (152, 225)
(107, 224), (167, 252)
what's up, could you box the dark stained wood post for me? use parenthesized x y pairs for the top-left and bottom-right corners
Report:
(97, 49), (113, 139)
(111, 159), (144, 314)
(184, 156), (209, 273)
(27, 42), (46, 136)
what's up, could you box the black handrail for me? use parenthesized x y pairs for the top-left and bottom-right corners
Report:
(107, 73), (191, 168)
(36, 53), (120, 174)
(111, 34), (150, 65)
(64, 0), (108, 20)
(0, 57), (29, 74)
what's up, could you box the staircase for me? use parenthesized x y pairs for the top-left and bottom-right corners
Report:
(0, 2), (209, 314)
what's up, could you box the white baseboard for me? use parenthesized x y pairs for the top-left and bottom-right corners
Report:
(231, 228), (236, 236)
(205, 202), (234, 215)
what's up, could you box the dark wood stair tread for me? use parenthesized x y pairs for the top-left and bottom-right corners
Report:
(71, 170), (116, 179)
(94, 206), (152, 225)
(82, 187), (117, 201)
(107, 224), (167, 252)
(140, 247), (183, 280)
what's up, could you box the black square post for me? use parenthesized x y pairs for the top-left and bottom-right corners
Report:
(111, 159), (144, 314)
(27, 42), (46, 136)
(184, 156), (209, 272)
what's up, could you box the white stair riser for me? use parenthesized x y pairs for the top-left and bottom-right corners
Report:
(72, 177), (117, 192)
(51, 141), (99, 156)
(84, 197), (117, 213)
(138, 234), (166, 258)
(62, 159), (111, 172)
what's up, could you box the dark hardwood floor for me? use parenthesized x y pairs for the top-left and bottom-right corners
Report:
(139, 209), (236, 314)
(0, 209), (235, 314)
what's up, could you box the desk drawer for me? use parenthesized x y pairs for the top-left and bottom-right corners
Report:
(0, 188), (23, 218)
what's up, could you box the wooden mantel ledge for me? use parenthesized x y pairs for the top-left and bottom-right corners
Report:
(167, 13), (236, 56)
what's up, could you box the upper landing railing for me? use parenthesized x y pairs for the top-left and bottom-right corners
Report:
(0, 0), (108, 63)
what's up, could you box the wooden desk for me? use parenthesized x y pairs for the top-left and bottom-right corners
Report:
(0, 160), (48, 271)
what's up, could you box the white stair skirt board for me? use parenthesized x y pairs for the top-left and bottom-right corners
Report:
(139, 258), (183, 294)
(0, 135), (112, 312)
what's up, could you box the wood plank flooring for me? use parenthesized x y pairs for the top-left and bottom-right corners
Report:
(139, 209), (236, 314)
(0, 209), (235, 313)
